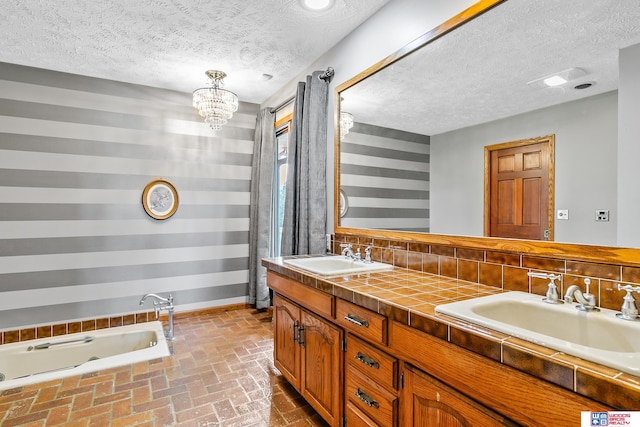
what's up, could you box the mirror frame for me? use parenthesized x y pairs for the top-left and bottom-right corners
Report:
(334, 0), (640, 267)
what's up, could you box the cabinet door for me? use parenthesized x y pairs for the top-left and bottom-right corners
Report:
(273, 294), (301, 390)
(300, 309), (343, 427)
(401, 365), (519, 427)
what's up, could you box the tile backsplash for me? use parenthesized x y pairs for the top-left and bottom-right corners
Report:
(333, 233), (639, 312)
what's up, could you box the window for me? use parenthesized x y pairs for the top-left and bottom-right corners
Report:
(272, 115), (292, 256)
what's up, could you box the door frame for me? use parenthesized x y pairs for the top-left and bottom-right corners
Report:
(483, 135), (555, 240)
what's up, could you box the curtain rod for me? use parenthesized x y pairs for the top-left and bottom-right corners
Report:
(269, 67), (334, 113)
(269, 95), (295, 114)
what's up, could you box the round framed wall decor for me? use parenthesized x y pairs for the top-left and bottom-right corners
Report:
(142, 179), (179, 220)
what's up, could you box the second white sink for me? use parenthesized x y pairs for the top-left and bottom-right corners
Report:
(435, 291), (640, 376)
(284, 256), (393, 276)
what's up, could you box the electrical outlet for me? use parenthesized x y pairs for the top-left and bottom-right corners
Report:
(556, 209), (569, 220)
(595, 210), (609, 222)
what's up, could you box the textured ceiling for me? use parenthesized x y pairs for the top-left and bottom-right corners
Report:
(342, 0), (640, 136)
(0, 0), (389, 103)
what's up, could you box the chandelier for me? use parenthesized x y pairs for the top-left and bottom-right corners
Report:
(340, 111), (354, 140)
(192, 70), (239, 130)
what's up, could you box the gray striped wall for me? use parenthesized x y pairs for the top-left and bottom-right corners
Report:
(0, 62), (258, 329)
(340, 123), (430, 232)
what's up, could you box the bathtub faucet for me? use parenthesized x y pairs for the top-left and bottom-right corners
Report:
(139, 293), (175, 341)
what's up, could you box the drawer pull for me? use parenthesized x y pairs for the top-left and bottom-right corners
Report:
(355, 388), (379, 409)
(355, 352), (380, 369)
(345, 314), (369, 327)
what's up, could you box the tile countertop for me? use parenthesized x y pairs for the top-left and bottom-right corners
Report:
(262, 256), (640, 410)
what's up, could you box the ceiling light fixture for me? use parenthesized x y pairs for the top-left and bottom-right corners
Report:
(340, 111), (354, 140)
(300, 0), (335, 11)
(527, 67), (587, 88)
(543, 75), (567, 87)
(192, 70), (239, 131)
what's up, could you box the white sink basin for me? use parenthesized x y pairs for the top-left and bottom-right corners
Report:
(435, 291), (640, 376)
(284, 256), (393, 276)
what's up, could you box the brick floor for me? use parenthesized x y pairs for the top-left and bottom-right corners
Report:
(0, 309), (329, 426)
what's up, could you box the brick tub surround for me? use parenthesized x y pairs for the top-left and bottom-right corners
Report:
(0, 308), (328, 427)
(265, 244), (640, 411)
(0, 304), (250, 346)
(0, 310), (157, 346)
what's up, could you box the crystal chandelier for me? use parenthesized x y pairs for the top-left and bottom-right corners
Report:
(340, 111), (354, 140)
(192, 70), (239, 131)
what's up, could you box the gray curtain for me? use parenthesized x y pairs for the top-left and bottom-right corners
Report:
(249, 108), (276, 309)
(281, 71), (330, 256)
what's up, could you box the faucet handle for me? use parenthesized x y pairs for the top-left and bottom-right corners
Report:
(528, 272), (562, 304)
(363, 245), (373, 263)
(617, 284), (640, 321)
(340, 243), (352, 249)
(618, 283), (640, 293)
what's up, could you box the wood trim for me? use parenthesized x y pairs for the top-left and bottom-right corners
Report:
(166, 303), (253, 320)
(483, 135), (555, 240)
(275, 113), (292, 130)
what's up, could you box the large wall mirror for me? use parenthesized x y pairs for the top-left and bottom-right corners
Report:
(335, 0), (640, 263)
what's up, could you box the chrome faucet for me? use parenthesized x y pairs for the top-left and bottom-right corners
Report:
(140, 293), (175, 340)
(616, 284), (640, 321)
(564, 278), (598, 312)
(528, 272), (562, 304)
(340, 243), (361, 261)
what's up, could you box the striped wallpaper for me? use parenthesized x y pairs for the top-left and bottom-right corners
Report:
(340, 123), (430, 232)
(0, 62), (258, 329)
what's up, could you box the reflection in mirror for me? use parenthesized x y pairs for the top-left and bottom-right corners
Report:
(337, 0), (640, 247)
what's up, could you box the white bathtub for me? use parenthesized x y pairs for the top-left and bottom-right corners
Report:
(0, 321), (170, 390)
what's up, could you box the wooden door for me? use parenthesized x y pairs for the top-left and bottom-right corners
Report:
(400, 365), (518, 427)
(485, 136), (554, 240)
(273, 294), (301, 390)
(300, 310), (343, 427)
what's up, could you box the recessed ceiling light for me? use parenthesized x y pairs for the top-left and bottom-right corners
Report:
(574, 82), (595, 90)
(300, 0), (335, 11)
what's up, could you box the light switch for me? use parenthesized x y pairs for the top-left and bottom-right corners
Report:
(557, 209), (569, 220)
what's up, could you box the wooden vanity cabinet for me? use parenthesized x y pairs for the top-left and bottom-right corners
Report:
(268, 270), (612, 427)
(273, 292), (343, 427)
(400, 363), (519, 427)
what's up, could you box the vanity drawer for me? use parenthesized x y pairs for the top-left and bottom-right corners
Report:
(345, 401), (379, 427)
(346, 364), (397, 427)
(346, 334), (398, 391)
(267, 271), (333, 318)
(336, 299), (387, 344)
